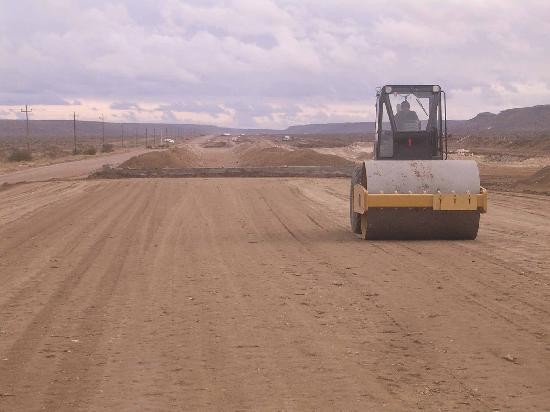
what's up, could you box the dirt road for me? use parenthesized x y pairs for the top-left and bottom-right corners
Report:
(0, 148), (150, 185)
(0, 178), (549, 410)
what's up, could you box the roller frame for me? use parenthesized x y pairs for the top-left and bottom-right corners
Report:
(353, 184), (488, 214)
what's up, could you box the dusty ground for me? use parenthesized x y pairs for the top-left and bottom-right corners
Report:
(0, 140), (146, 175)
(0, 134), (549, 410)
(0, 147), (152, 185)
(0, 178), (549, 411)
(119, 147), (200, 169)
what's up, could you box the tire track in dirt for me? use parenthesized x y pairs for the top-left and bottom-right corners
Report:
(86, 182), (210, 410)
(0, 182), (136, 313)
(238, 185), (412, 409)
(0, 184), (145, 410)
(253, 180), (491, 409)
(40, 183), (158, 411)
(283, 179), (550, 410)
(0, 178), (549, 410)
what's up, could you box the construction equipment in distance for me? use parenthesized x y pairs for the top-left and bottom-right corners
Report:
(350, 85), (487, 239)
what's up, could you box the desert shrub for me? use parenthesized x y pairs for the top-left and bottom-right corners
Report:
(83, 146), (97, 155)
(8, 149), (33, 162)
(101, 143), (114, 153)
(44, 145), (70, 158)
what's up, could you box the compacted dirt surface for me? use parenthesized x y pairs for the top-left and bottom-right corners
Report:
(1, 176), (549, 411)
(0, 147), (150, 185)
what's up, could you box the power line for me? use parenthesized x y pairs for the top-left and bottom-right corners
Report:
(73, 112), (78, 154)
(99, 113), (105, 146)
(20, 105), (32, 151)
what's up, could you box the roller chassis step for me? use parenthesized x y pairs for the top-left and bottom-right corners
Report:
(352, 185), (488, 213)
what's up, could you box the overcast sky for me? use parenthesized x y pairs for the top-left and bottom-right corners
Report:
(0, 0), (549, 128)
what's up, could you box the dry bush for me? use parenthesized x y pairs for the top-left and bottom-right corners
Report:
(8, 149), (33, 162)
(101, 143), (115, 153)
(43, 145), (69, 159)
(83, 146), (97, 155)
(203, 141), (228, 148)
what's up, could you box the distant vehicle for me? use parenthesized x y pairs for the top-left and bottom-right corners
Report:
(282, 135), (291, 141)
(221, 133), (232, 137)
(163, 138), (175, 144)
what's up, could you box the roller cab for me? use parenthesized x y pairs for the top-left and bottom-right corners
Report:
(350, 85), (487, 240)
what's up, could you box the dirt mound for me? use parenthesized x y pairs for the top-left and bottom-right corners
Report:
(238, 146), (354, 167)
(120, 147), (199, 169)
(232, 141), (270, 156)
(521, 166), (550, 187)
(525, 166), (550, 183)
(510, 166), (550, 195)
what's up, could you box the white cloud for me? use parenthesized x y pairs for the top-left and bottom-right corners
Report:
(0, 0), (548, 127)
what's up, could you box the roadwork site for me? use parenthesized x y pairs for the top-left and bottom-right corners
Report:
(0, 135), (549, 410)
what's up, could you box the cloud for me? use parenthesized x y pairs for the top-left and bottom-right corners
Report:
(110, 102), (142, 111)
(0, 0), (548, 127)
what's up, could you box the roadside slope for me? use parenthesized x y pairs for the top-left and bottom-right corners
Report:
(0, 148), (150, 185)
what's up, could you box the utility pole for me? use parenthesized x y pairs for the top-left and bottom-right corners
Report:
(135, 127), (138, 147)
(20, 105), (32, 151)
(153, 128), (156, 147)
(121, 124), (124, 148)
(99, 114), (105, 146)
(145, 128), (148, 148)
(73, 112), (77, 154)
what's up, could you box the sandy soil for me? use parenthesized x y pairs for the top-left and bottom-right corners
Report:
(0, 148), (151, 185)
(119, 147), (200, 169)
(0, 144), (146, 174)
(0, 177), (549, 411)
(1, 136), (549, 410)
(310, 142), (374, 162)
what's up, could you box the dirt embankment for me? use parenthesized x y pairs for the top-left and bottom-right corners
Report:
(515, 165), (550, 194)
(115, 141), (355, 172)
(479, 164), (550, 195)
(449, 134), (550, 158)
(119, 147), (199, 169)
(237, 146), (354, 167)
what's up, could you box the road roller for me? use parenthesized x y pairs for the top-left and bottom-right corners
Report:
(350, 85), (487, 239)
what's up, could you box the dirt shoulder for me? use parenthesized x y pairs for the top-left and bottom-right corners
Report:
(0, 147), (151, 185)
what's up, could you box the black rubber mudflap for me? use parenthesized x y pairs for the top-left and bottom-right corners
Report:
(350, 163), (366, 234)
(364, 209), (480, 240)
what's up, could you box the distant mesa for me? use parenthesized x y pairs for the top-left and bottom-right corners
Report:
(1, 104), (550, 139)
